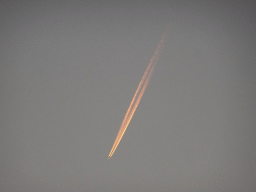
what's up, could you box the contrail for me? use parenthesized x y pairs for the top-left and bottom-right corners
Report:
(108, 27), (168, 159)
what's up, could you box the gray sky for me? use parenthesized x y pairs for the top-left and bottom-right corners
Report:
(1, 1), (256, 192)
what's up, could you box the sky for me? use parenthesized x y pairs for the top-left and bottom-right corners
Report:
(1, 0), (256, 192)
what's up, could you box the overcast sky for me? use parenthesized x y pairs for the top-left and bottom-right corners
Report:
(1, 1), (256, 192)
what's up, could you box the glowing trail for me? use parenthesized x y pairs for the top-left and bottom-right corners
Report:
(108, 28), (168, 159)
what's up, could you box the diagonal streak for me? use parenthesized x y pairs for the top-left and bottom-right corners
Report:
(108, 27), (168, 159)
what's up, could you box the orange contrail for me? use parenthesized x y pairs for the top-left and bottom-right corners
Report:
(108, 27), (168, 159)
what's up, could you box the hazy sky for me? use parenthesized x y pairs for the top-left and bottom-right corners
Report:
(1, 1), (256, 192)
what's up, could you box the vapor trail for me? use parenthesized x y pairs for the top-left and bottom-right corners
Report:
(108, 27), (168, 159)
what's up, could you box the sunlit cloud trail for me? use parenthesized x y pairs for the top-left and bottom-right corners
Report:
(108, 27), (168, 159)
